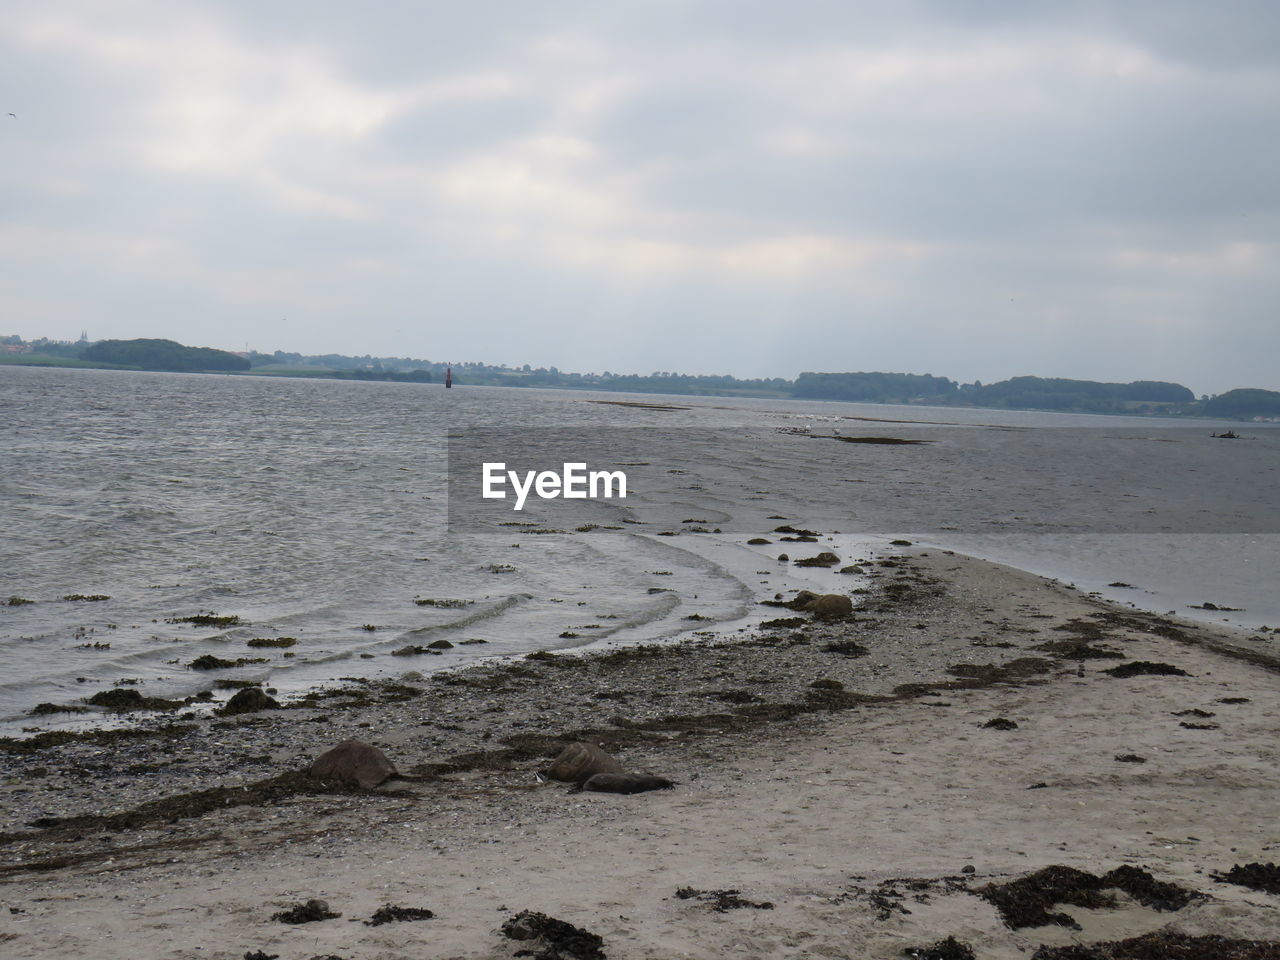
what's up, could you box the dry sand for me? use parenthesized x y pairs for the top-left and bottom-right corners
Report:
(2, 549), (1279, 958)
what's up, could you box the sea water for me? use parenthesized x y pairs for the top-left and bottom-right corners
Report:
(1, 365), (1276, 727)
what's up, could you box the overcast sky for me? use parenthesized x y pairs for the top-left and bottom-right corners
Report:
(2, 1), (1277, 392)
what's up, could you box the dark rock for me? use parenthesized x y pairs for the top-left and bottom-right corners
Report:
(541, 742), (625, 785)
(794, 552), (841, 568)
(983, 717), (1018, 730)
(308, 739), (397, 789)
(221, 687), (281, 716)
(87, 689), (144, 709)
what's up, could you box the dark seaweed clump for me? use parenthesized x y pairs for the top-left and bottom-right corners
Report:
(903, 936), (976, 960)
(675, 886), (774, 912)
(85, 688), (182, 711)
(189, 654), (268, 670)
(1213, 862), (1280, 895)
(1031, 932), (1280, 959)
(500, 910), (605, 960)
(364, 903), (435, 925)
(272, 898), (340, 923)
(983, 717), (1018, 730)
(979, 864), (1199, 930)
(820, 639), (869, 657)
(169, 613), (241, 627)
(1104, 661), (1189, 678)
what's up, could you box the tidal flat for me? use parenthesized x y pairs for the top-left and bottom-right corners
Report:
(2, 549), (1278, 958)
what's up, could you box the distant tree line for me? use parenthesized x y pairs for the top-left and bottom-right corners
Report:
(4, 333), (1280, 418)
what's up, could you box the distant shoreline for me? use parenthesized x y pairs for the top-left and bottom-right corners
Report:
(4, 355), (1272, 421)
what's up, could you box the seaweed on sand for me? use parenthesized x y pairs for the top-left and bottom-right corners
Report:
(675, 887), (774, 912)
(979, 864), (1200, 930)
(1104, 661), (1190, 678)
(1212, 862), (1280, 895)
(501, 909), (605, 960)
(1030, 932), (1280, 959)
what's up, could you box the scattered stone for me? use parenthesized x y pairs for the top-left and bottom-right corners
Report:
(307, 739), (397, 789)
(1212, 863), (1280, 895)
(890, 539), (913, 546)
(220, 687), (282, 716)
(364, 903), (435, 925)
(983, 717), (1018, 730)
(272, 899), (340, 924)
(500, 909), (605, 960)
(581, 773), (675, 794)
(1104, 661), (1189, 678)
(675, 886), (774, 912)
(1115, 754), (1147, 763)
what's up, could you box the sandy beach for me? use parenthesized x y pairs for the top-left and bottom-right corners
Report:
(3, 547), (1279, 959)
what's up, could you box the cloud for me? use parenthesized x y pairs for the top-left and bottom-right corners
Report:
(0, 0), (1277, 391)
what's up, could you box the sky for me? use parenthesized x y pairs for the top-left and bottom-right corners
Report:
(2, 1), (1278, 393)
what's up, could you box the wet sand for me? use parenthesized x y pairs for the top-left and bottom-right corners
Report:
(2, 549), (1279, 958)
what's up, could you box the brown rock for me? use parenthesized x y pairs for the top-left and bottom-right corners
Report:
(540, 742), (625, 785)
(810, 594), (854, 620)
(308, 739), (397, 789)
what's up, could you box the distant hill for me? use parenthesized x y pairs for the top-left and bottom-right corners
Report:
(81, 339), (250, 372)
(793, 371), (958, 402)
(1202, 388), (1280, 418)
(955, 376), (1194, 413)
